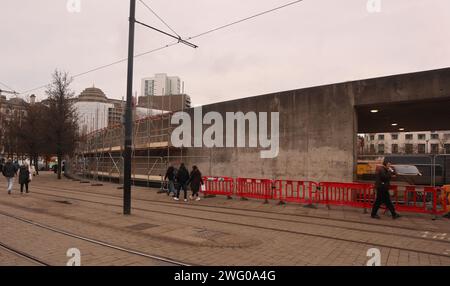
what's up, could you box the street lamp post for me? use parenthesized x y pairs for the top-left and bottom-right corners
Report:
(123, 0), (136, 215)
(121, 0), (196, 215)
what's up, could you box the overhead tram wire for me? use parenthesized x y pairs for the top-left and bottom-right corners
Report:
(0, 81), (17, 93)
(19, 0), (304, 95)
(186, 0), (304, 40)
(20, 43), (180, 94)
(138, 0), (180, 37)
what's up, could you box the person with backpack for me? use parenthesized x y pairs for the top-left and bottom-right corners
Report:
(19, 163), (31, 194)
(2, 158), (18, 195)
(164, 165), (177, 196)
(187, 165), (204, 201)
(174, 163), (189, 202)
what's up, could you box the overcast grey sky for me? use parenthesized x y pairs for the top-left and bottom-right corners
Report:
(1, 0), (449, 105)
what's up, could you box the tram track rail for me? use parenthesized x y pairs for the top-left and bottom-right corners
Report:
(12, 185), (450, 259)
(29, 185), (450, 244)
(0, 241), (50, 266)
(0, 209), (191, 266)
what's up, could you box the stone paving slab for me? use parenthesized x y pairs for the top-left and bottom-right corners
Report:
(0, 172), (449, 266)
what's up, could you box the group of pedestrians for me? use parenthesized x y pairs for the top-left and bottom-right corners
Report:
(164, 163), (204, 202)
(1, 158), (34, 195)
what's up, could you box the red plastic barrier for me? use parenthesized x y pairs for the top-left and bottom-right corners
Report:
(319, 182), (374, 208)
(273, 180), (320, 204)
(388, 185), (446, 215)
(236, 178), (274, 200)
(202, 176), (234, 197)
(319, 182), (446, 215)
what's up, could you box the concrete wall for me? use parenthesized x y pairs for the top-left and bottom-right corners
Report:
(178, 83), (356, 182)
(177, 67), (450, 182)
(352, 67), (450, 106)
(77, 67), (450, 184)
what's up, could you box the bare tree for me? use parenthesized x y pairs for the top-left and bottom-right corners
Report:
(45, 70), (79, 179)
(15, 102), (50, 174)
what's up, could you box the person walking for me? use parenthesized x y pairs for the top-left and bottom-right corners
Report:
(371, 159), (401, 219)
(2, 158), (18, 195)
(164, 165), (177, 196)
(187, 166), (204, 201)
(174, 163), (189, 202)
(19, 163), (31, 194)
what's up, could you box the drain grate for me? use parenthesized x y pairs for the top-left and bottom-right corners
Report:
(127, 223), (159, 231)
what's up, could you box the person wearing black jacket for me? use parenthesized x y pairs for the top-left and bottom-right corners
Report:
(2, 159), (18, 195)
(164, 166), (176, 196)
(188, 166), (204, 201)
(19, 163), (31, 194)
(174, 163), (190, 202)
(371, 159), (400, 219)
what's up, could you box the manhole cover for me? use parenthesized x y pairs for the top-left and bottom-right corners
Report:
(127, 223), (159, 231)
(54, 200), (72, 205)
(194, 228), (226, 239)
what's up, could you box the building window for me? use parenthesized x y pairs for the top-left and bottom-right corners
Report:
(378, 134), (384, 140)
(431, 144), (439, 154)
(405, 144), (413, 154)
(418, 134), (426, 140)
(445, 144), (450, 154)
(405, 134), (413, 140)
(431, 134), (439, 140)
(391, 144), (399, 154)
(418, 144), (426, 154)
(378, 144), (385, 154)
(370, 135), (375, 141)
(370, 144), (375, 154)
(391, 134), (398, 140)
(444, 134), (450, 140)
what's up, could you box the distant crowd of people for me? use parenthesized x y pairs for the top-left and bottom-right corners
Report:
(164, 163), (204, 202)
(0, 158), (35, 195)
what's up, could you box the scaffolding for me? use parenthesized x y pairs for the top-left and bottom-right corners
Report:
(71, 106), (211, 187)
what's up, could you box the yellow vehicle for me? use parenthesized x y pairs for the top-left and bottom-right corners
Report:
(357, 160), (423, 186)
(357, 159), (382, 180)
(442, 185), (450, 213)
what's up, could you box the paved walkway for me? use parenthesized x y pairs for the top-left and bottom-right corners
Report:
(0, 172), (449, 266)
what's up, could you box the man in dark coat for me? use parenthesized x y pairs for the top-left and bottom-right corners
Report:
(2, 158), (18, 195)
(187, 166), (204, 201)
(19, 163), (31, 194)
(174, 163), (189, 202)
(164, 166), (177, 196)
(371, 159), (401, 219)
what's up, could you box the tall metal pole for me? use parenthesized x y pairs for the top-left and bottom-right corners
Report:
(123, 0), (136, 215)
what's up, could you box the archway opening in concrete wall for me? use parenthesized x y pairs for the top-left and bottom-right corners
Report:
(355, 98), (450, 186)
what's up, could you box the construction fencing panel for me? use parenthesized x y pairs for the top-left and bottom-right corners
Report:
(273, 180), (321, 205)
(319, 182), (447, 215)
(202, 176), (234, 197)
(236, 178), (274, 201)
(389, 185), (447, 215)
(319, 182), (374, 208)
